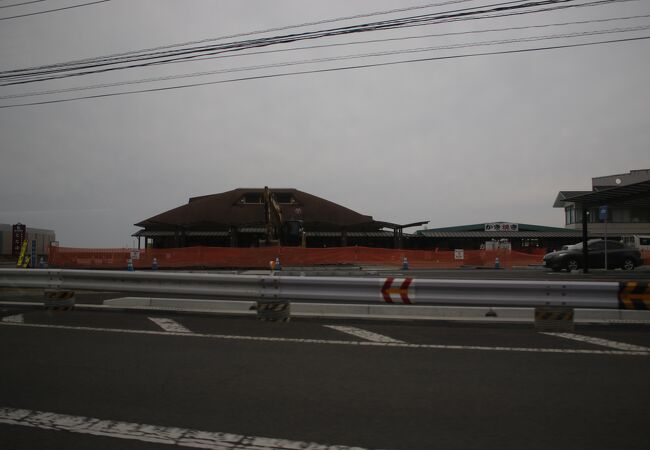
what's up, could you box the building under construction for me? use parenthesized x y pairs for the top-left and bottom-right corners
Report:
(134, 188), (426, 249)
(134, 175), (650, 253)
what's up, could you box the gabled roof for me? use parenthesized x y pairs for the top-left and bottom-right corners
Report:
(135, 188), (377, 230)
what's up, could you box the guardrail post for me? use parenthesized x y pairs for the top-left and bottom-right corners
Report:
(534, 306), (574, 331)
(44, 289), (75, 311)
(257, 276), (289, 322)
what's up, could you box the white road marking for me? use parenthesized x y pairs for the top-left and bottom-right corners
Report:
(542, 332), (650, 352)
(0, 406), (372, 449)
(0, 321), (647, 356)
(148, 317), (191, 333)
(324, 325), (403, 343)
(2, 314), (24, 323)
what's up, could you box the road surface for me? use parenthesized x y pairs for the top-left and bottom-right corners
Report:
(1, 307), (649, 449)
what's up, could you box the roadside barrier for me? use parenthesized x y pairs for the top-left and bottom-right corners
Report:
(43, 289), (75, 311)
(48, 245), (546, 270)
(534, 306), (574, 331)
(0, 269), (622, 309)
(256, 299), (290, 322)
(618, 281), (650, 310)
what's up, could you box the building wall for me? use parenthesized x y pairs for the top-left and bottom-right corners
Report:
(592, 169), (650, 189)
(564, 222), (650, 235)
(0, 224), (56, 257)
(563, 205), (650, 235)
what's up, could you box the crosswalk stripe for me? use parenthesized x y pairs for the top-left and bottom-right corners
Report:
(148, 317), (191, 333)
(542, 332), (650, 352)
(0, 406), (373, 450)
(324, 325), (403, 343)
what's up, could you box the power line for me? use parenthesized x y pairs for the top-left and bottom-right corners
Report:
(1, 35), (647, 109)
(0, 0), (616, 83)
(0, 0), (48, 9)
(161, 13), (650, 66)
(0, 0), (110, 21)
(0, 0), (541, 79)
(5, 0), (478, 68)
(3, 23), (648, 100)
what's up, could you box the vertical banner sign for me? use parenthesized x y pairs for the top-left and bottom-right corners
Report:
(31, 239), (37, 268)
(17, 240), (28, 267)
(11, 223), (26, 257)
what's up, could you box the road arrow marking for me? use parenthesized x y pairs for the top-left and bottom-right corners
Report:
(148, 317), (191, 333)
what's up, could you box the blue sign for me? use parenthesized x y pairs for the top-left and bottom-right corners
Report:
(30, 239), (36, 268)
(599, 205), (608, 222)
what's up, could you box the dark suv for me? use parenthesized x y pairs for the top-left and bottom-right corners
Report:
(543, 239), (643, 272)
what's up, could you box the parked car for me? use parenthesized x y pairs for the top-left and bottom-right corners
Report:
(543, 239), (642, 272)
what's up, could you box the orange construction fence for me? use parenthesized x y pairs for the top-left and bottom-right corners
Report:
(48, 245), (550, 270)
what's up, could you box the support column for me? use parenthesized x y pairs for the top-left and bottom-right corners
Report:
(582, 205), (589, 273)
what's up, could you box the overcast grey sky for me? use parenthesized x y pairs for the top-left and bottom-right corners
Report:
(1, 0), (649, 247)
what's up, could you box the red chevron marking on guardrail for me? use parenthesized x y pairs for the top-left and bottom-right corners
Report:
(381, 277), (413, 304)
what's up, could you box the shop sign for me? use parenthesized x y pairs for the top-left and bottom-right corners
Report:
(484, 222), (518, 232)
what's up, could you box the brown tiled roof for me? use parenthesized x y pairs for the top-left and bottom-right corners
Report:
(135, 188), (377, 230)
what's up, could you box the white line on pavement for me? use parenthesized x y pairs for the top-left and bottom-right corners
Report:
(542, 332), (650, 352)
(148, 317), (192, 333)
(0, 321), (647, 356)
(324, 325), (404, 343)
(0, 406), (373, 450)
(2, 314), (24, 323)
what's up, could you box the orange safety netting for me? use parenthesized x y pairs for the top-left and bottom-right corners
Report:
(48, 245), (548, 270)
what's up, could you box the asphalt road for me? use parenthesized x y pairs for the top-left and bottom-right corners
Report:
(1, 307), (649, 450)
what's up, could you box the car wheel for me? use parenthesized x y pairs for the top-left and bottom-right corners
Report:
(622, 258), (635, 271)
(566, 259), (580, 271)
(552, 267), (561, 272)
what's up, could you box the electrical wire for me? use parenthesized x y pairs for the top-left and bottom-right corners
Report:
(0, 0), (109, 20)
(0, 0), (617, 83)
(158, 13), (650, 66)
(0, 0), (544, 80)
(3, 23), (648, 100)
(0, 0), (48, 9)
(1, 35), (647, 109)
(0, 0), (479, 69)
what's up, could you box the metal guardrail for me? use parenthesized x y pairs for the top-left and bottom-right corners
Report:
(0, 269), (623, 309)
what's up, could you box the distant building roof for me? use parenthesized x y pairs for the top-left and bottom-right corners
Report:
(559, 179), (650, 208)
(553, 191), (590, 208)
(417, 222), (571, 234)
(554, 169), (650, 207)
(135, 188), (379, 231)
